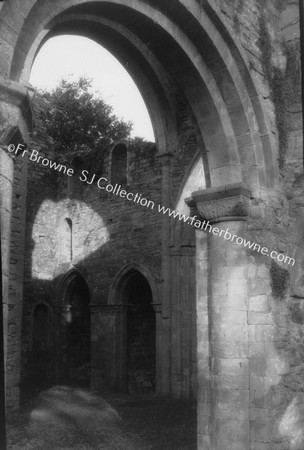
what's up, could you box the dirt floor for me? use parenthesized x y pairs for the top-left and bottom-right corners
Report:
(6, 386), (197, 450)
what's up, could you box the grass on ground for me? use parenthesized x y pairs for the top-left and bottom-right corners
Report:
(7, 386), (196, 450)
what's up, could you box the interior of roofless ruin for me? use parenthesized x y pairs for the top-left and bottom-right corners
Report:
(1, 1), (304, 449)
(19, 33), (163, 399)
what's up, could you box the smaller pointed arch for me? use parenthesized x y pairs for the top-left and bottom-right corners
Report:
(55, 269), (91, 386)
(109, 263), (157, 393)
(108, 262), (159, 307)
(111, 142), (128, 185)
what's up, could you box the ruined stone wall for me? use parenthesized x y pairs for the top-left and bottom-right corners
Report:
(20, 98), (200, 395)
(20, 123), (162, 389)
(3, 0), (304, 447)
(195, 2), (304, 448)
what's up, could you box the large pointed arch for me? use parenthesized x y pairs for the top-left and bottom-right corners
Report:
(0, 0), (278, 194)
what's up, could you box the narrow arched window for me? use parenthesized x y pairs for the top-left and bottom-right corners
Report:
(65, 218), (73, 261)
(111, 143), (127, 184)
(60, 218), (73, 262)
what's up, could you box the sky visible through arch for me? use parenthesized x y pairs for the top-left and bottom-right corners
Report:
(30, 35), (155, 142)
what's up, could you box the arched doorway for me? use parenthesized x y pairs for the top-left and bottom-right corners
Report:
(108, 264), (158, 393)
(124, 271), (156, 394)
(56, 271), (91, 387)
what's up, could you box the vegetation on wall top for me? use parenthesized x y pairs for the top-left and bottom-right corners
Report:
(34, 77), (133, 155)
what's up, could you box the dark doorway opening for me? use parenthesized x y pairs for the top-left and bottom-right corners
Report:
(125, 272), (156, 394)
(33, 304), (48, 353)
(30, 304), (50, 387)
(62, 274), (91, 387)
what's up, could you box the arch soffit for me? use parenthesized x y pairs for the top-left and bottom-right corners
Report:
(23, 14), (177, 109)
(179, 0), (277, 190)
(13, 1), (237, 159)
(4, 0), (277, 191)
(108, 263), (159, 306)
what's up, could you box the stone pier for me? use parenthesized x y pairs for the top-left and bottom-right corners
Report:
(0, 78), (32, 408)
(189, 183), (275, 450)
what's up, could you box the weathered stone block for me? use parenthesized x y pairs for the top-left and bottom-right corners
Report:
(212, 281), (227, 296)
(212, 373), (249, 389)
(249, 295), (269, 312)
(213, 341), (248, 359)
(250, 420), (270, 444)
(248, 312), (273, 325)
(255, 325), (276, 342)
(214, 418), (250, 444)
(197, 433), (211, 450)
(227, 278), (248, 296)
(212, 309), (248, 325)
(250, 375), (267, 391)
(212, 324), (248, 343)
(212, 357), (249, 376)
(250, 408), (269, 422)
(248, 279), (270, 296)
(249, 359), (268, 377)
(215, 293), (248, 311)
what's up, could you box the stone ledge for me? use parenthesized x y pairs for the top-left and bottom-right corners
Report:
(187, 182), (252, 203)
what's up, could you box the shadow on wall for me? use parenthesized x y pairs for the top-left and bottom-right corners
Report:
(21, 140), (162, 397)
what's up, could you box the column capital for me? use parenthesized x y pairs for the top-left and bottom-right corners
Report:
(0, 77), (32, 106)
(186, 182), (252, 223)
(0, 77), (33, 142)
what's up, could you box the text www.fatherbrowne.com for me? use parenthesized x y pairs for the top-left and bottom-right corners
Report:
(9, 143), (295, 267)
(158, 205), (295, 267)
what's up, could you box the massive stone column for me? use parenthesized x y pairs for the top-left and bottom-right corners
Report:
(0, 77), (32, 408)
(0, 150), (14, 372)
(189, 183), (254, 450)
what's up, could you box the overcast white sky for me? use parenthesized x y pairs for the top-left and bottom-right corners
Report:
(30, 35), (155, 141)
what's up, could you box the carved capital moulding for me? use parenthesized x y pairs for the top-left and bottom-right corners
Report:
(0, 76), (33, 142)
(186, 182), (253, 223)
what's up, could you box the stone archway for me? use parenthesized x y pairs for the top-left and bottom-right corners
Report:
(107, 264), (159, 393)
(0, 2), (283, 448)
(55, 270), (91, 387)
(2, 0), (277, 190)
